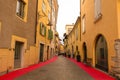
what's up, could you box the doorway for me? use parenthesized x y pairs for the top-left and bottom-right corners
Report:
(47, 46), (49, 60)
(14, 41), (24, 69)
(83, 42), (87, 62)
(95, 35), (108, 72)
(39, 43), (44, 62)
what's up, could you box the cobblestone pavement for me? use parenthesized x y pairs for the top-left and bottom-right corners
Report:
(15, 56), (94, 80)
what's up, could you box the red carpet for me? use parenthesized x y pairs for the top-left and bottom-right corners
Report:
(0, 56), (57, 80)
(68, 58), (116, 80)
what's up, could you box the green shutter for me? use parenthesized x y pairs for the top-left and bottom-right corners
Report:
(44, 26), (46, 36)
(40, 23), (42, 35)
(51, 30), (53, 39)
(48, 29), (53, 40)
(48, 29), (50, 39)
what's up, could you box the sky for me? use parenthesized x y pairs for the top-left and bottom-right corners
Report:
(56, 0), (80, 40)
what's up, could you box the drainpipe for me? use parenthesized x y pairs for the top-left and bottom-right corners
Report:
(34, 0), (38, 44)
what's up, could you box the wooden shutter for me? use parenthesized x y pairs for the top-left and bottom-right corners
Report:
(40, 23), (42, 35)
(44, 26), (46, 36)
(21, 2), (25, 18)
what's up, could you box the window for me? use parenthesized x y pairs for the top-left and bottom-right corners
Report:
(94, 0), (102, 20)
(75, 27), (78, 40)
(48, 0), (52, 7)
(82, 15), (85, 34)
(42, 1), (46, 13)
(16, 0), (25, 19)
(48, 29), (53, 40)
(40, 23), (46, 36)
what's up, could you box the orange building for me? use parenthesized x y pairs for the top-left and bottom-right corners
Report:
(80, 0), (120, 73)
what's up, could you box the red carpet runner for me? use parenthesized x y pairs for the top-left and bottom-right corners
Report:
(0, 56), (57, 80)
(68, 58), (115, 80)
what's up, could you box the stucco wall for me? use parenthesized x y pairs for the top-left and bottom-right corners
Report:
(80, 0), (118, 71)
(0, 0), (36, 48)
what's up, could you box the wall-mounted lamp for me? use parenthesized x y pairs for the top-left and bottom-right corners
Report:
(47, 21), (52, 26)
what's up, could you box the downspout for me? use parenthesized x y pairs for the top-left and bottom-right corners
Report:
(34, 0), (38, 44)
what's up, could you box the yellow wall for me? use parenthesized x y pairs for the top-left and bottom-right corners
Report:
(0, 49), (13, 72)
(80, 0), (118, 71)
(36, 0), (51, 61)
(117, 0), (120, 37)
(0, 35), (38, 73)
(67, 17), (81, 58)
(0, 0), (58, 73)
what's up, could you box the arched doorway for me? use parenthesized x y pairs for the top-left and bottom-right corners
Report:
(83, 42), (87, 62)
(72, 45), (74, 58)
(95, 35), (108, 72)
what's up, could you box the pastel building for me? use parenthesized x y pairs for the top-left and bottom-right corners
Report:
(36, 0), (58, 62)
(0, 0), (58, 74)
(80, 0), (120, 73)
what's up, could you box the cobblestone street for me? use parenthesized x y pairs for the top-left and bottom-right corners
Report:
(15, 56), (94, 80)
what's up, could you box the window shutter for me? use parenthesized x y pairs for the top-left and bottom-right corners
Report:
(16, 1), (20, 14)
(51, 30), (53, 39)
(44, 26), (46, 36)
(82, 16), (85, 33)
(48, 29), (50, 39)
(95, 0), (101, 19)
(48, 29), (53, 40)
(97, 0), (101, 15)
(21, 2), (25, 18)
(40, 23), (42, 35)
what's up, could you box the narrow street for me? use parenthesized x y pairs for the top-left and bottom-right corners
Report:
(15, 56), (94, 80)
(0, 56), (116, 80)
(0, 0), (120, 80)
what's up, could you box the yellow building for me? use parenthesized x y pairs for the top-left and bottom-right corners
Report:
(65, 24), (74, 35)
(80, 0), (120, 73)
(50, 0), (59, 58)
(0, 0), (58, 74)
(59, 43), (64, 54)
(36, 0), (53, 62)
(55, 32), (61, 55)
(36, 0), (58, 62)
(65, 17), (81, 58)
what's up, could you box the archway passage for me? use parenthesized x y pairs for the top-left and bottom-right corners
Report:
(95, 35), (108, 72)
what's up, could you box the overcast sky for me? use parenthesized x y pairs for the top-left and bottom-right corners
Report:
(56, 0), (80, 40)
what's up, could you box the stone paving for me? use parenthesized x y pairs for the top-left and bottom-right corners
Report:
(15, 56), (94, 80)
